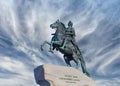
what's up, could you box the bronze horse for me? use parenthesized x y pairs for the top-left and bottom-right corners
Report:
(41, 20), (90, 76)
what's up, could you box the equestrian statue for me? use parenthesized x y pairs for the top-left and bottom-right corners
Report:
(40, 20), (90, 76)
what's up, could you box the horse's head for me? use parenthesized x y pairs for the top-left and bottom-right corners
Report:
(50, 19), (60, 29)
(50, 19), (66, 43)
(50, 19), (65, 30)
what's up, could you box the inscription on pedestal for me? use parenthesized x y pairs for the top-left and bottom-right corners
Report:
(59, 75), (80, 83)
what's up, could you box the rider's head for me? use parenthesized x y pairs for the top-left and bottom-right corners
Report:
(68, 21), (73, 27)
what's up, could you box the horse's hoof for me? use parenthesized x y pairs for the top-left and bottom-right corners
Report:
(49, 50), (54, 53)
(40, 47), (42, 50)
(40, 47), (43, 51)
(40, 45), (44, 51)
(85, 72), (90, 77)
(67, 65), (71, 67)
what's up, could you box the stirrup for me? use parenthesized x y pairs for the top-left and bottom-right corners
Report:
(60, 46), (65, 49)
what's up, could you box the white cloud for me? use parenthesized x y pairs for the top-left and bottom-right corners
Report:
(96, 78), (120, 86)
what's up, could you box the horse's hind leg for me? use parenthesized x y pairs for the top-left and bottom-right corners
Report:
(72, 51), (80, 69)
(74, 59), (80, 69)
(64, 55), (71, 67)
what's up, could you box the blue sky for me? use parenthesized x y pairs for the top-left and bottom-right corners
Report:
(0, 0), (120, 86)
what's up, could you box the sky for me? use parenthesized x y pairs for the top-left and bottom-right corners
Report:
(0, 0), (120, 86)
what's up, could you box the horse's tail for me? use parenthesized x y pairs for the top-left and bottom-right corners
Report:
(75, 45), (85, 63)
(76, 45), (90, 76)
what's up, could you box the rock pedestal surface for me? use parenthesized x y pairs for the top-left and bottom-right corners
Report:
(34, 64), (96, 86)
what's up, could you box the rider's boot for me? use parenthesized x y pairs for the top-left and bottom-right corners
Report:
(60, 40), (67, 49)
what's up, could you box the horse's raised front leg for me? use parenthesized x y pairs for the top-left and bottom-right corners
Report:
(64, 55), (71, 67)
(40, 41), (54, 53)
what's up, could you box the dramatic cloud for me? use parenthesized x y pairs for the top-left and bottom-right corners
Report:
(0, 0), (120, 86)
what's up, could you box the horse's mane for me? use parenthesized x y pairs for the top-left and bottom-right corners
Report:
(60, 22), (66, 29)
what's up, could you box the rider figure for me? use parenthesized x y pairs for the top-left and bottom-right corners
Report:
(61, 21), (76, 50)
